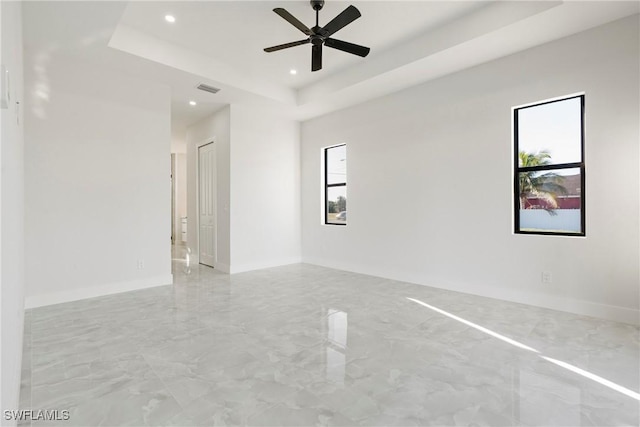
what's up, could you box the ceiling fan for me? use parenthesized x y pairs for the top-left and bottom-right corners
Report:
(264, 0), (370, 72)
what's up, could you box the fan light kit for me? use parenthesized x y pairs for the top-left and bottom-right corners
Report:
(264, 0), (370, 72)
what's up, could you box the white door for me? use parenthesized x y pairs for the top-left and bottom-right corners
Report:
(198, 143), (216, 267)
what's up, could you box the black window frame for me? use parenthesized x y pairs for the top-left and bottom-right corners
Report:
(513, 94), (586, 236)
(324, 144), (347, 226)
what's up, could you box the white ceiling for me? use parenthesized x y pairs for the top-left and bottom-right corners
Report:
(22, 1), (640, 152)
(118, 1), (486, 89)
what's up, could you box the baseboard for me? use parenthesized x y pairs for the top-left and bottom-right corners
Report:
(24, 274), (174, 309)
(215, 262), (231, 273)
(230, 257), (303, 274)
(302, 257), (640, 326)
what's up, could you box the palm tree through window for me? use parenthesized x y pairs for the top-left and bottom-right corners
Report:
(514, 95), (585, 235)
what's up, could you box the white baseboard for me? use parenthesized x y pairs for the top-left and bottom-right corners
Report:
(302, 257), (640, 326)
(24, 274), (174, 309)
(230, 257), (303, 274)
(215, 262), (231, 273)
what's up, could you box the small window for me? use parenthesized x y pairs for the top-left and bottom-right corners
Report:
(325, 144), (347, 225)
(514, 95), (585, 236)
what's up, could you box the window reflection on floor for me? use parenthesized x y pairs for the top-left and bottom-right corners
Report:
(326, 309), (348, 384)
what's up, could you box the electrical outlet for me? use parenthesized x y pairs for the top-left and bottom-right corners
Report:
(137, 259), (145, 270)
(541, 271), (552, 284)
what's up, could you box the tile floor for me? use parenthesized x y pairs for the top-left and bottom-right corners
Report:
(18, 246), (639, 426)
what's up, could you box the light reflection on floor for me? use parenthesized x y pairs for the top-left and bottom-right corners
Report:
(406, 296), (640, 402)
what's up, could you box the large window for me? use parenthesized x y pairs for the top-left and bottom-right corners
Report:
(325, 144), (347, 225)
(514, 95), (585, 236)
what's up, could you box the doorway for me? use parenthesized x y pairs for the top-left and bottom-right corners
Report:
(198, 142), (217, 267)
(170, 154), (175, 245)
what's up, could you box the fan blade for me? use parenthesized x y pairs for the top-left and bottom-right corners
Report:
(312, 44), (322, 71)
(273, 8), (312, 36)
(321, 5), (361, 37)
(264, 39), (310, 52)
(325, 38), (370, 57)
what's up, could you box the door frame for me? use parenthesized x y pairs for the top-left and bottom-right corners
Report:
(196, 139), (217, 268)
(170, 153), (175, 245)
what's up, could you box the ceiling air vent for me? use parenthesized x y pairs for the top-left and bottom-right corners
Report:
(196, 83), (221, 94)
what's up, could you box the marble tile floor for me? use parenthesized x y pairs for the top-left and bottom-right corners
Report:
(18, 246), (639, 426)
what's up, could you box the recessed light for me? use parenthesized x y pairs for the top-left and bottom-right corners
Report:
(189, 101), (197, 106)
(165, 15), (176, 23)
(289, 69), (297, 75)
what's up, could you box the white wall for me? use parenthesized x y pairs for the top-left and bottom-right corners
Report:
(24, 55), (173, 307)
(186, 104), (301, 274)
(520, 210), (582, 234)
(173, 153), (187, 244)
(0, 1), (25, 421)
(171, 126), (187, 154)
(301, 16), (639, 325)
(186, 106), (231, 270)
(229, 104), (301, 273)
